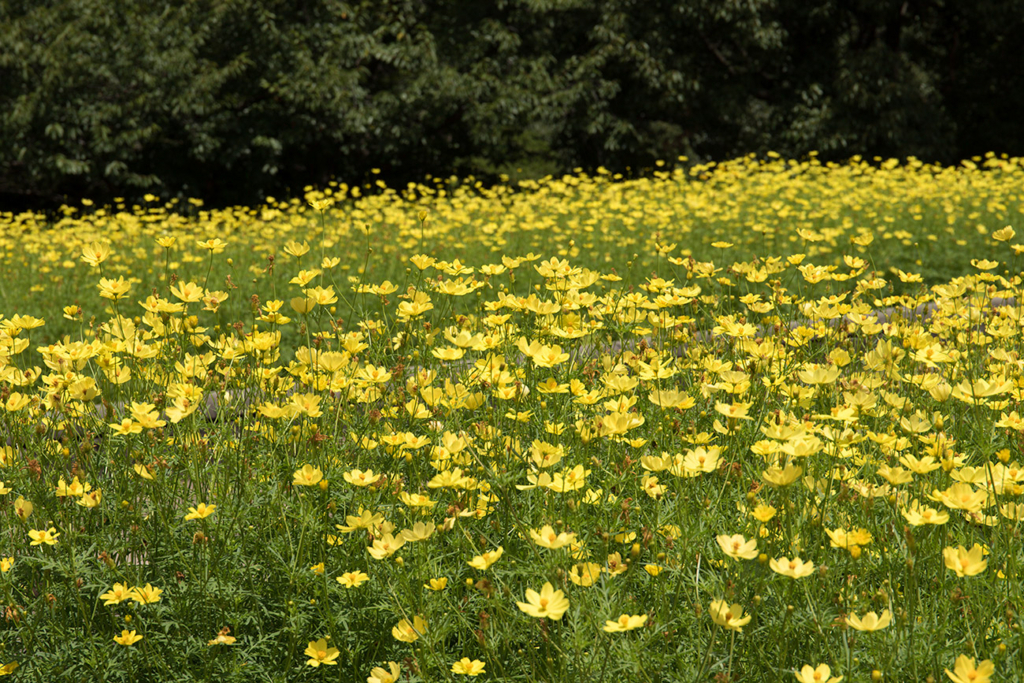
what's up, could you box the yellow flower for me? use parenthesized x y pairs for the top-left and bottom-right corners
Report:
(531, 344), (569, 368)
(845, 610), (891, 632)
(715, 401), (753, 420)
(4, 393), (31, 412)
(410, 254), (436, 270)
(603, 614), (648, 632)
(424, 577), (448, 591)
(55, 476), (91, 497)
(77, 489), (102, 508)
(762, 464), (803, 487)
(14, 496), (33, 521)
(337, 571), (370, 588)
(752, 503), (777, 522)
(184, 503), (216, 520)
(97, 276), (132, 300)
(945, 655), (994, 683)
(1, 557), (13, 573)
(81, 242), (111, 267)
(606, 551), (628, 576)
(569, 562), (603, 586)
(367, 661), (401, 683)
(717, 533), (758, 560)
(207, 632), (237, 646)
(392, 615), (428, 642)
(644, 563), (663, 577)
(28, 527), (59, 546)
(943, 544), (988, 577)
(769, 556), (815, 579)
(900, 453), (942, 474)
(825, 527), (872, 551)
(901, 500), (949, 526)
(992, 226), (1016, 242)
(113, 630), (143, 646)
(529, 524), (577, 550)
(641, 474), (666, 498)
(1000, 502), (1024, 521)
(130, 583), (163, 604)
(709, 600), (752, 632)
(467, 546), (503, 570)
(100, 582), (134, 606)
(400, 522), (436, 543)
(310, 562), (325, 575)
(109, 418), (143, 435)
(343, 468), (382, 487)
(451, 658), (486, 676)
(367, 533), (405, 560)
(196, 238), (228, 253)
(877, 464), (913, 485)
(0, 661), (17, 676)
(293, 464), (324, 487)
(133, 464), (155, 480)
(517, 582), (570, 620)
(399, 492), (436, 509)
(170, 280), (205, 303)
(929, 482), (990, 513)
(283, 240), (311, 258)
(304, 638), (340, 667)
(794, 664), (844, 683)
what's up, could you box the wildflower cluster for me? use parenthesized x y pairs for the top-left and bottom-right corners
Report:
(1, 156), (1023, 680)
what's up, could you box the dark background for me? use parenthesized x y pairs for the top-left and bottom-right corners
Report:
(2, 0), (1022, 211)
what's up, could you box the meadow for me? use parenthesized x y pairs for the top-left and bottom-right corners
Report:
(1, 153), (1024, 682)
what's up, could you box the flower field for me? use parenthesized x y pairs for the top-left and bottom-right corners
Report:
(2, 154), (1024, 682)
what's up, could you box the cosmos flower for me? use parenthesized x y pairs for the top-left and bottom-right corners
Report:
(517, 582), (570, 620)
(304, 638), (339, 667)
(717, 534), (758, 560)
(184, 503), (216, 520)
(945, 655), (993, 683)
(794, 664), (843, 683)
(292, 464), (324, 487)
(467, 547), (503, 570)
(603, 614), (648, 632)
(769, 556), (815, 579)
(392, 616), (428, 643)
(337, 571), (370, 588)
(367, 662), (400, 683)
(709, 600), (752, 632)
(113, 630), (143, 646)
(451, 658), (486, 676)
(130, 583), (163, 605)
(28, 528), (59, 546)
(943, 544), (988, 577)
(99, 583), (134, 606)
(845, 610), (891, 632)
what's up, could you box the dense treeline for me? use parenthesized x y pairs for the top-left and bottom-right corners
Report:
(2, 0), (1022, 209)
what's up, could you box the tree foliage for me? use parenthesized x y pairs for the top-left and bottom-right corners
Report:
(1, 0), (1022, 208)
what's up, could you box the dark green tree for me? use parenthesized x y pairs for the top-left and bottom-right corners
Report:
(1, 0), (1022, 209)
